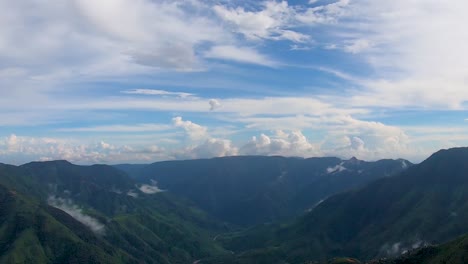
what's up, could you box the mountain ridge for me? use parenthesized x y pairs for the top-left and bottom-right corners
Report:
(214, 147), (468, 262)
(118, 155), (411, 226)
(0, 161), (228, 263)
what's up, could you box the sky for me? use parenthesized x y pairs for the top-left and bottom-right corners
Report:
(1, 0), (468, 165)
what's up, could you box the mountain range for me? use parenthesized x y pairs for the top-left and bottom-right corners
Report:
(1, 149), (468, 263)
(118, 156), (411, 226)
(211, 148), (468, 263)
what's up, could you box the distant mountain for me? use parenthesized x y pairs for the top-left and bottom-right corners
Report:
(119, 156), (411, 226)
(0, 161), (227, 263)
(217, 148), (468, 263)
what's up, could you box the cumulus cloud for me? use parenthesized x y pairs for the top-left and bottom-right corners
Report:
(48, 196), (105, 235)
(172, 116), (208, 141)
(317, 115), (416, 160)
(240, 130), (319, 157)
(189, 138), (238, 159)
(0, 134), (171, 165)
(170, 116), (238, 159)
(0, 110), (444, 165)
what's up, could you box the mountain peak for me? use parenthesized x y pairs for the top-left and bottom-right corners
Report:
(420, 147), (468, 168)
(22, 160), (72, 167)
(343, 156), (362, 166)
(428, 147), (468, 159)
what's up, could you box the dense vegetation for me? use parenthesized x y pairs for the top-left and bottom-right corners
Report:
(2, 149), (468, 263)
(212, 148), (468, 263)
(0, 161), (227, 263)
(369, 232), (468, 264)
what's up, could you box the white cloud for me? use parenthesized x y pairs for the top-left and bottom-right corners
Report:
(344, 39), (372, 54)
(122, 89), (195, 98)
(48, 196), (105, 235)
(1, 0), (351, 79)
(2, 0), (468, 165)
(1, 115), (464, 164)
(318, 116), (416, 160)
(290, 44), (312, 51)
(326, 0), (468, 109)
(0, 134), (172, 165)
(6, 134), (18, 151)
(0, 0), (226, 78)
(73, 0), (224, 71)
(58, 123), (171, 133)
(209, 99), (222, 111)
(204, 45), (277, 67)
(182, 138), (238, 159)
(219, 97), (364, 116)
(240, 130), (320, 157)
(172, 116), (208, 141)
(127, 190), (138, 198)
(326, 163), (347, 173)
(138, 181), (164, 194)
(296, 0), (350, 24)
(213, 1), (308, 43)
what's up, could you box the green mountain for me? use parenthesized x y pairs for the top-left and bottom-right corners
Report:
(119, 156), (411, 226)
(215, 148), (468, 263)
(0, 161), (227, 263)
(369, 233), (468, 264)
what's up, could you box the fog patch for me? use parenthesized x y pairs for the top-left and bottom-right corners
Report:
(383, 242), (402, 256)
(326, 162), (347, 173)
(138, 180), (164, 194)
(127, 189), (138, 198)
(306, 198), (326, 212)
(110, 187), (122, 194)
(401, 160), (409, 169)
(48, 196), (105, 235)
(381, 240), (428, 256)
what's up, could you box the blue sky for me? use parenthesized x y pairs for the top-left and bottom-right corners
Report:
(1, 0), (468, 164)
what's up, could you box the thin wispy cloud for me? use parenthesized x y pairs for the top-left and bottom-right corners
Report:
(122, 89), (195, 98)
(204, 45), (278, 67)
(58, 123), (172, 133)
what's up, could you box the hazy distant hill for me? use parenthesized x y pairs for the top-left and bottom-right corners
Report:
(119, 156), (411, 226)
(0, 161), (227, 263)
(216, 148), (468, 263)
